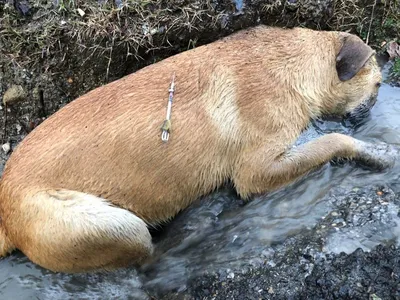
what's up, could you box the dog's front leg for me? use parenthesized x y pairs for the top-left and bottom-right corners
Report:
(233, 133), (396, 198)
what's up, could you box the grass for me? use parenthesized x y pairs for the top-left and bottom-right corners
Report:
(393, 59), (400, 74)
(0, 0), (217, 74)
(262, 0), (399, 49)
(390, 58), (400, 85)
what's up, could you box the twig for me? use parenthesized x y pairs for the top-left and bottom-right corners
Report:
(2, 103), (7, 144)
(366, 0), (377, 45)
(38, 89), (46, 118)
(106, 37), (115, 82)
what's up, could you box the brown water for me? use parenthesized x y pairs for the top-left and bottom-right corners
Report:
(0, 65), (400, 299)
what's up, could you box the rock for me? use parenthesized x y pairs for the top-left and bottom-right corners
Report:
(2, 142), (10, 154)
(2, 85), (27, 105)
(14, 0), (31, 16)
(16, 124), (22, 134)
(77, 8), (85, 17)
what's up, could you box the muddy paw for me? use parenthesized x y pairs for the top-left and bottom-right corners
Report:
(353, 141), (398, 171)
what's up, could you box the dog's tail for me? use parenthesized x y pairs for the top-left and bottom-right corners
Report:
(0, 188), (153, 273)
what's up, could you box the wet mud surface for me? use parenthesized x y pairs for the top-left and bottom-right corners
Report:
(164, 185), (400, 300)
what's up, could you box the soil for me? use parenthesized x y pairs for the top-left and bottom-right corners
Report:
(158, 185), (400, 300)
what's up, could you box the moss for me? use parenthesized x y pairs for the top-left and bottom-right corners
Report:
(389, 58), (400, 86)
(394, 58), (400, 74)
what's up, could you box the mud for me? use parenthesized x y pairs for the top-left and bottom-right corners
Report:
(160, 185), (400, 300)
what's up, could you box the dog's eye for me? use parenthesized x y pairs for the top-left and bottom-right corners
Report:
(376, 82), (381, 88)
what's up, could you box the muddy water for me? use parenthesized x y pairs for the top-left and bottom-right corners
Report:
(0, 65), (400, 299)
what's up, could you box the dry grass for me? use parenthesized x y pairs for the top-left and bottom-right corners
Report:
(0, 0), (217, 72)
(260, 0), (399, 47)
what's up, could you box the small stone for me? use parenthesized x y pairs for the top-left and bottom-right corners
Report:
(2, 85), (27, 105)
(15, 0), (31, 15)
(227, 272), (234, 279)
(331, 211), (339, 217)
(268, 287), (274, 294)
(267, 260), (276, 267)
(333, 218), (344, 223)
(370, 294), (382, 300)
(77, 8), (85, 17)
(16, 124), (22, 134)
(377, 191), (383, 196)
(2, 142), (10, 154)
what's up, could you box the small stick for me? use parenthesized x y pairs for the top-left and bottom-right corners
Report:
(2, 103), (7, 144)
(161, 73), (176, 142)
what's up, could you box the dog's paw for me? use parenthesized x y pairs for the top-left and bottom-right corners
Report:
(330, 156), (350, 167)
(353, 140), (398, 171)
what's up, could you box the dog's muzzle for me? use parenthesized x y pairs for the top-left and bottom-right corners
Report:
(345, 94), (378, 126)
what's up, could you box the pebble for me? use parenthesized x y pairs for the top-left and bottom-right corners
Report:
(16, 124), (22, 134)
(232, 235), (238, 243)
(2, 142), (10, 154)
(77, 8), (85, 17)
(2, 85), (27, 105)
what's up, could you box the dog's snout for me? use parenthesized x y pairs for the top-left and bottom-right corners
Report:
(345, 95), (377, 127)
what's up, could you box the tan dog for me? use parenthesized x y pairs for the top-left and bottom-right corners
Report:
(0, 25), (393, 273)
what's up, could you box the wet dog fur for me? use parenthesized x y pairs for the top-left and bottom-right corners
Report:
(0, 25), (390, 273)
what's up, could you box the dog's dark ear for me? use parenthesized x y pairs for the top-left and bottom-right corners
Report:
(336, 35), (375, 81)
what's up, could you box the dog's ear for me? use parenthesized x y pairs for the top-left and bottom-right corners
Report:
(336, 35), (375, 81)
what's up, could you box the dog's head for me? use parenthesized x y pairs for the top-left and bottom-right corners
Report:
(328, 33), (382, 123)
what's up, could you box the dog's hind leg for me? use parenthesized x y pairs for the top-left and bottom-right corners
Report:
(234, 133), (396, 198)
(0, 225), (15, 257)
(11, 189), (153, 273)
